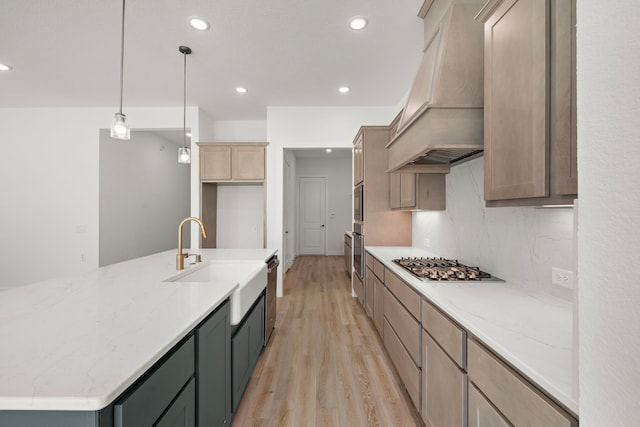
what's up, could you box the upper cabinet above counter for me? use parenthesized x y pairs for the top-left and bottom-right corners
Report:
(477, 0), (577, 207)
(198, 143), (267, 182)
(386, 0), (486, 175)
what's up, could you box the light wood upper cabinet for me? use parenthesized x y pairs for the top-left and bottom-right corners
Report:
(390, 173), (446, 211)
(200, 146), (232, 180)
(199, 144), (266, 182)
(353, 134), (364, 185)
(477, 0), (577, 206)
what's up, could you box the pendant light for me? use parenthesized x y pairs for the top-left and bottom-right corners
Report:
(178, 46), (192, 164)
(111, 0), (130, 140)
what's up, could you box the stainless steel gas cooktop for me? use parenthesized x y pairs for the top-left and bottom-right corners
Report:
(393, 257), (503, 282)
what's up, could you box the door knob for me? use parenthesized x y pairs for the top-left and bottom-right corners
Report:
(321, 224), (325, 227)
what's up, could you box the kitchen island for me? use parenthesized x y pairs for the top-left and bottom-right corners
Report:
(0, 248), (276, 425)
(366, 246), (578, 421)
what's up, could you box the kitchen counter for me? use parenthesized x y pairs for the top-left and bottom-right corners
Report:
(0, 248), (276, 411)
(366, 246), (577, 416)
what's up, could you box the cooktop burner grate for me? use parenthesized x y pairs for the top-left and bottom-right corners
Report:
(393, 257), (500, 281)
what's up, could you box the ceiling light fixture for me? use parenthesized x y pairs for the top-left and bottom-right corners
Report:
(178, 46), (192, 164)
(110, 0), (130, 140)
(349, 16), (368, 30)
(235, 87), (248, 94)
(326, 148), (333, 153)
(0, 64), (12, 71)
(338, 86), (350, 93)
(189, 16), (210, 31)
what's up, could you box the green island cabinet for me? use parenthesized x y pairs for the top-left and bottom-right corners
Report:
(231, 291), (266, 414)
(0, 299), (232, 427)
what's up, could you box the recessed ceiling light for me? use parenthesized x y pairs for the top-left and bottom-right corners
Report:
(189, 16), (210, 31)
(235, 87), (248, 94)
(338, 86), (350, 93)
(0, 63), (12, 71)
(349, 16), (368, 30)
(326, 148), (333, 153)
(186, 132), (192, 137)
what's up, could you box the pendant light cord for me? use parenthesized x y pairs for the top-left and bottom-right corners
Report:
(183, 50), (187, 148)
(118, 0), (126, 114)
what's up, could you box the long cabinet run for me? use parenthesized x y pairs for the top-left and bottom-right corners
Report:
(363, 251), (578, 427)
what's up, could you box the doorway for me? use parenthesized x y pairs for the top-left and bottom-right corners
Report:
(298, 176), (327, 255)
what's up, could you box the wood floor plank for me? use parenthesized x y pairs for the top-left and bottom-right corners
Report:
(233, 255), (423, 427)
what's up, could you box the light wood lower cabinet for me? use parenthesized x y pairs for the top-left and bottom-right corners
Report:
(383, 319), (421, 411)
(364, 268), (374, 318)
(353, 273), (364, 306)
(467, 339), (577, 427)
(422, 330), (466, 427)
(468, 382), (511, 427)
(344, 234), (352, 274)
(373, 273), (384, 336)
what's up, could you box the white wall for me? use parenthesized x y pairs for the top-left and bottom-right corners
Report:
(99, 130), (190, 267)
(577, 1), (640, 424)
(266, 106), (399, 296)
(0, 107), (198, 288)
(202, 120), (267, 142)
(412, 157), (575, 296)
(296, 156), (352, 256)
(216, 184), (264, 248)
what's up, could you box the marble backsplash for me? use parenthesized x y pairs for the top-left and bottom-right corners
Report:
(412, 157), (576, 296)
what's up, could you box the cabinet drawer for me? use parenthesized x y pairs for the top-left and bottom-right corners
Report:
(383, 319), (420, 411)
(115, 335), (195, 427)
(384, 287), (421, 366)
(373, 258), (385, 281)
(468, 339), (577, 427)
(385, 269), (420, 319)
(468, 382), (510, 427)
(365, 252), (374, 270)
(422, 299), (466, 369)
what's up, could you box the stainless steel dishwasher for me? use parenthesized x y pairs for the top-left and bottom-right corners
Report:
(265, 255), (279, 344)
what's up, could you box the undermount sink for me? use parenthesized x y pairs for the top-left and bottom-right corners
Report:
(165, 260), (267, 325)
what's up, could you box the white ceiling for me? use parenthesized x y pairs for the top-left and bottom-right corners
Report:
(0, 0), (424, 120)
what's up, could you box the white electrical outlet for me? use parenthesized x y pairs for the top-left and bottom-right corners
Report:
(423, 238), (430, 248)
(251, 226), (258, 233)
(80, 253), (87, 262)
(552, 267), (573, 289)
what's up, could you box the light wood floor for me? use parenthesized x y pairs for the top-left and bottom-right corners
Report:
(233, 255), (423, 427)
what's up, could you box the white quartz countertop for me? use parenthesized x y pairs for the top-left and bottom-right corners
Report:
(366, 246), (577, 416)
(0, 248), (277, 411)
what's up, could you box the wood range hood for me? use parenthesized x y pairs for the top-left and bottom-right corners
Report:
(386, 0), (486, 174)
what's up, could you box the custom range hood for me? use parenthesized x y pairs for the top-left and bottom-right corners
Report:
(386, 0), (485, 174)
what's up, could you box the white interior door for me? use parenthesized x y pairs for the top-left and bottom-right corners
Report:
(298, 176), (326, 255)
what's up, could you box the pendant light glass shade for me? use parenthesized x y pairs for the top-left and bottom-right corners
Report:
(111, 112), (130, 140)
(111, 0), (130, 140)
(178, 46), (192, 164)
(178, 146), (191, 164)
